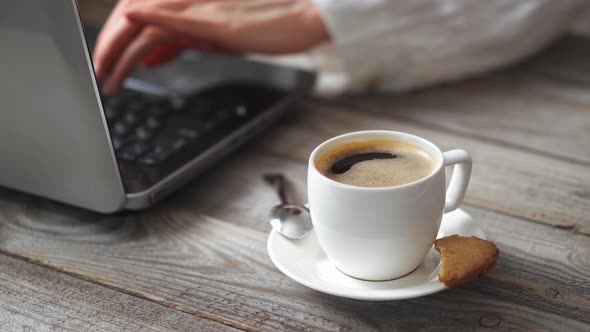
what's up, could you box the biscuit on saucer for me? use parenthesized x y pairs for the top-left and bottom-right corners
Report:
(434, 235), (499, 288)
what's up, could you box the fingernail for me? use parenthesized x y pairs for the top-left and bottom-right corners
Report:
(125, 11), (140, 20)
(94, 64), (102, 82)
(102, 77), (116, 96)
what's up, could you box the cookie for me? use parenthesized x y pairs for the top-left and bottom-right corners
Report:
(434, 235), (499, 288)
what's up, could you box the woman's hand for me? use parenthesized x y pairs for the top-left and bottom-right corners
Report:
(93, 0), (329, 95)
(93, 0), (184, 91)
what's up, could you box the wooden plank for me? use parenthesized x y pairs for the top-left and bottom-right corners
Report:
(0, 183), (587, 331)
(519, 36), (590, 104)
(461, 207), (590, 316)
(334, 68), (590, 165)
(0, 253), (237, 332)
(170, 151), (590, 321)
(320, 36), (590, 165)
(162, 150), (590, 319)
(249, 104), (590, 234)
(170, 151), (309, 233)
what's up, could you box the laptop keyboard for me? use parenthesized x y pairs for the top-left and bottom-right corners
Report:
(100, 82), (286, 192)
(103, 84), (264, 165)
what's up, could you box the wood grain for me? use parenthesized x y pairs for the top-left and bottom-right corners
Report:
(322, 37), (590, 166)
(169, 150), (590, 320)
(12, 2), (590, 330)
(519, 36), (590, 103)
(0, 253), (236, 332)
(185, 150), (590, 322)
(0, 181), (587, 331)
(334, 68), (590, 165)
(250, 104), (590, 234)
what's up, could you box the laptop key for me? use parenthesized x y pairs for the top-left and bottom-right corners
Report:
(138, 155), (158, 165)
(150, 143), (175, 160)
(172, 138), (188, 151)
(135, 126), (155, 141)
(119, 150), (138, 161)
(131, 142), (149, 153)
(124, 111), (141, 126)
(236, 105), (248, 117)
(178, 128), (199, 140)
(113, 122), (130, 136)
(140, 151), (171, 164)
(145, 117), (161, 129)
(119, 141), (151, 161)
(112, 137), (125, 150)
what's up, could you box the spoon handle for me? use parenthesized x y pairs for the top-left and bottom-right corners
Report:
(263, 173), (289, 205)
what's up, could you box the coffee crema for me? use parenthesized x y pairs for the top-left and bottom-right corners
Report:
(316, 140), (436, 188)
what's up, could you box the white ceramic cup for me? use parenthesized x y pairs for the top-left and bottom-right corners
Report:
(308, 130), (472, 281)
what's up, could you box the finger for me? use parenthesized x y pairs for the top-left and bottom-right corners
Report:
(102, 27), (175, 95)
(126, 8), (226, 41)
(93, 0), (187, 82)
(142, 36), (213, 67)
(93, 16), (142, 83)
(93, 1), (127, 81)
(141, 41), (186, 67)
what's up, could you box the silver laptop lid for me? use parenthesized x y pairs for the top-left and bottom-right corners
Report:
(0, 1), (125, 212)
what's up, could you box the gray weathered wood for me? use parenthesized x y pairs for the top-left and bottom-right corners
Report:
(0, 183), (587, 331)
(323, 37), (590, 165)
(165, 150), (590, 321)
(176, 150), (590, 323)
(0, 253), (237, 332)
(300, 37), (590, 166)
(334, 68), (590, 164)
(250, 104), (590, 234)
(518, 36), (590, 104)
(7, 2), (590, 330)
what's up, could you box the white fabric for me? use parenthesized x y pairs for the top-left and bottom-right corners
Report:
(257, 0), (590, 95)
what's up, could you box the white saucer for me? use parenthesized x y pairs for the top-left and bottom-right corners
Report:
(267, 208), (485, 301)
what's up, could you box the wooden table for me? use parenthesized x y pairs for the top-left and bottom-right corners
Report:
(1, 4), (589, 331)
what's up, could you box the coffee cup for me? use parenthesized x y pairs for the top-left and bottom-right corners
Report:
(308, 130), (472, 281)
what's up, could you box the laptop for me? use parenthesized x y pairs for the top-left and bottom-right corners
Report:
(0, 1), (315, 213)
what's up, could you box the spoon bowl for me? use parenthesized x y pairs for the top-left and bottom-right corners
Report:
(269, 203), (313, 239)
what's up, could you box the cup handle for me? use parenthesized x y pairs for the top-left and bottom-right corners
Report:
(443, 150), (472, 213)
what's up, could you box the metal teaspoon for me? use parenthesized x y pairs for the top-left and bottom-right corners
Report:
(263, 174), (313, 240)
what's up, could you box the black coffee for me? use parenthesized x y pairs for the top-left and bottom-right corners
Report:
(316, 140), (436, 188)
(331, 152), (397, 174)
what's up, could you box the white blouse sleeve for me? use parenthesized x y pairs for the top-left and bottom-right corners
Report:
(309, 0), (589, 93)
